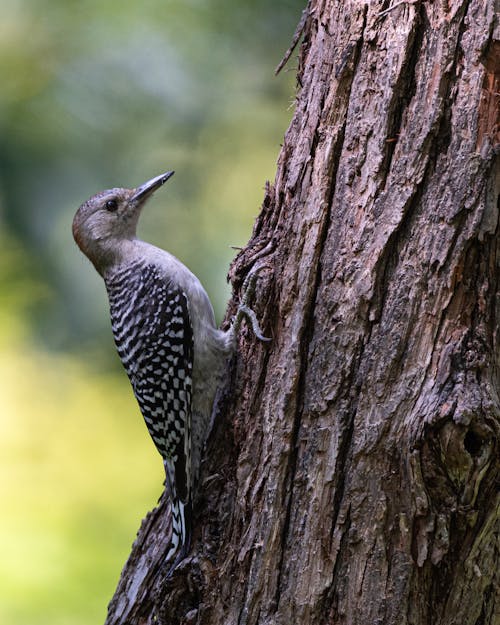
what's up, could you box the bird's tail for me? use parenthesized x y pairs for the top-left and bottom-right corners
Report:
(164, 458), (192, 571)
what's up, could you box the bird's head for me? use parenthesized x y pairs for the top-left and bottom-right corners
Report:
(72, 171), (174, 274)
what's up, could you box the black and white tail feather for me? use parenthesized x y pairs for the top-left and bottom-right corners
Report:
(164, 458), (192, 570)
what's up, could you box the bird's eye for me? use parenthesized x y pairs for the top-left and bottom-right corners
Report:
(105, 199), (118, 212)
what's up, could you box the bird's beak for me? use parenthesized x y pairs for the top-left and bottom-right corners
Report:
(131, 171), (175, 203)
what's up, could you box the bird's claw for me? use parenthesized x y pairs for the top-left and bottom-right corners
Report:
(236, 304), (271, 342)
(234, 266), (271, 342)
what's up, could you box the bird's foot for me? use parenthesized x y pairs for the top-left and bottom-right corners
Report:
(233, 266), (271, 342)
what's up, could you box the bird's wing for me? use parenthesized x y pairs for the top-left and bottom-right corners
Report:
(108, 262), (194, 503)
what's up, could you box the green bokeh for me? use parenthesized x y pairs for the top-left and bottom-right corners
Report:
(0, 0), (302, 623)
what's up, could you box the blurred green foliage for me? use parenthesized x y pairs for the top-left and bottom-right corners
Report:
(0, 0), (302, 623)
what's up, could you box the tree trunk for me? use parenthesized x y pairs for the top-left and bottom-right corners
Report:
(105, 1), (499, 624)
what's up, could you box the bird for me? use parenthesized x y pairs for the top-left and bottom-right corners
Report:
(72, 171), (268, 572)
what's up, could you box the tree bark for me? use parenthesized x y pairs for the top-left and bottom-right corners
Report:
(105, 1), (499, 624)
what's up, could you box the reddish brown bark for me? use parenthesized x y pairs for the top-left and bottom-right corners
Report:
(106, 2), (499, 624)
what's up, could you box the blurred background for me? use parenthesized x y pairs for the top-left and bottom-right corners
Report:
(0, 0), (302, 623)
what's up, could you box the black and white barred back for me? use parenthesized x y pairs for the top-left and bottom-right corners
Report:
(105, 260), (194, 560)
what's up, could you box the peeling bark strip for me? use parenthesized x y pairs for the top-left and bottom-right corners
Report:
(105, 2), (499, 624)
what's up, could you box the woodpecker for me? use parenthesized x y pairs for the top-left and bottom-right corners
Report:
(72, 171), (268, 571)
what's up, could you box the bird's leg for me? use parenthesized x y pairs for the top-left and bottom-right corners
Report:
(232, 266), (271, 342)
